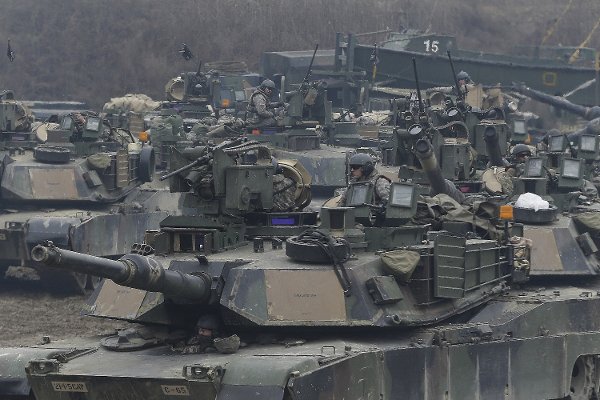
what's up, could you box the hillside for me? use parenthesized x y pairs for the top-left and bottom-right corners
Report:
(0, 0), (599, 108)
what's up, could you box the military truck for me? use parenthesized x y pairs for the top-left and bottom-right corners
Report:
(0, 108), (182, 293)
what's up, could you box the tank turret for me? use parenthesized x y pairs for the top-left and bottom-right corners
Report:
(0, 107), (177, 294)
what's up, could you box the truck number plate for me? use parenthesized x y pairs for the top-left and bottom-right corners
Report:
(52, 381), (88, 392)
(161, 385), (190, 396)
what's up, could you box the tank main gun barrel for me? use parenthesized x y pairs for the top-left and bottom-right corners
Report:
(414, 139), (465, 203)
(31, 244), (211, 302)
(513, 85), (600, 120)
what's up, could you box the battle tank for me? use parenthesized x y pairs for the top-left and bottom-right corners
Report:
(507, 85), (600, 186)
(7, 129), (600, 399)
(511, 84), (600, 142)
(206, 74), (389, 197)
(379, 60), (512, 197)
(0, 107), (181, 293)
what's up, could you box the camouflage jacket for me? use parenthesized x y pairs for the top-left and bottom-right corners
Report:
(272, 174), (296, 211)
(247, 90), (274, 123)
(338, 169), (391, 205)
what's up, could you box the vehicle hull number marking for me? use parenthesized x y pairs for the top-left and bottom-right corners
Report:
(161, 385), (190, 396)
(52, 381), (88, 392)
(424, 39), (439, 53)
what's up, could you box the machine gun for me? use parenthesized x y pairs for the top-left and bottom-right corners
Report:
(301, 44), (319, 88)
(445, 51), (474, 115)
(159, 145), (213, 182)
(447, 50), (467, 105)
(412, 58), (428, 127)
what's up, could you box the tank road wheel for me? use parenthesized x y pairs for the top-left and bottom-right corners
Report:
(568, 356), (598, 400)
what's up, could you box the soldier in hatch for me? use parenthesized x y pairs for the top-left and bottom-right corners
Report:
(455, 70), (473, 95)
(505, 143), (533, 177)
(338, 153), (391, 206)
(484, 144), (534, 196)
(426, 70), (475, 97)
(246, 79), (285, 127)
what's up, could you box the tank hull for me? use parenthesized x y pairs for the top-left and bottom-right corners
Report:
(0, 188), (183, 293)
(2, 284), (600, 399)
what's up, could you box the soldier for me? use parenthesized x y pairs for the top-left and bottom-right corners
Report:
(426, 70), (475, 97)
(338, 153), (391, 206)
(511, 143), (532, 164)
(484, 144), (533, 195)
(503, 143), (534, 180)
(456, 70), (472, 94)
(271, 158), (296, 211)
(246, 79), (284, 127)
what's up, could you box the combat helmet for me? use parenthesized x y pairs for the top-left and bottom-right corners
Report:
(260, 79), (276, 91)
(511, 143), (532, 159)
(349, 153), (375, 176)
(456, 70), (471, 83)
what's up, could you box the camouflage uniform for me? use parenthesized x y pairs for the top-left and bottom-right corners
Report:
(247, 89), (277, 127)
(272, 174), (296, 211)
(338, 169), (391, 205)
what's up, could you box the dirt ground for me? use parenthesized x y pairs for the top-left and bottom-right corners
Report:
(0, 276), (127, 347)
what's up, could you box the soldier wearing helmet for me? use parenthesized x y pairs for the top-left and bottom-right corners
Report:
(502, 143), (535, 180)
(425, 70), (475, 99)
(455, 70), (473, 96)
(511, 143), (533, 164)
(246, 79), (284, 127)
(456, 71), (471, 84)
(338, 153), (391, 206)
